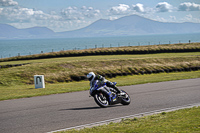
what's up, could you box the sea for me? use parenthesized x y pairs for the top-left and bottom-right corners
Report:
(0, 33), (200, 58)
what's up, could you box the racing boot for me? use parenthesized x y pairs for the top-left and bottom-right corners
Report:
(114, 86), (127, 97)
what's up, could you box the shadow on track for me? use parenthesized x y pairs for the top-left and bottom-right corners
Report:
(59, 105), (123, 111)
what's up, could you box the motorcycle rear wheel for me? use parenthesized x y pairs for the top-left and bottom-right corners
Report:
(94, 92), (109, 108)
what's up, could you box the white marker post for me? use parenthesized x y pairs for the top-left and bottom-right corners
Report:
(34, 75), (45, 89)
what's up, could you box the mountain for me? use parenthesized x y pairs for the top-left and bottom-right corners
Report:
(59, 15), (200, 37)
(1, 15), (200, 39)
(0, 24), (24, 39)
(22, 27), (55, 36)
(0, 24), (55, 39)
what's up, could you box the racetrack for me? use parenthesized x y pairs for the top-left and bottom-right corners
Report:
(0, 78), (200, 133)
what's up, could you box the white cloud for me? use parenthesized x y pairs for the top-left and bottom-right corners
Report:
(170, 16), (176, 21)
(108, 4), (130, 15)
(180, 14), (200, 23)
(156, 2), (173, 12)
(0, 5), (101, 31)
(61, 7), (82, 20)
(179, 2), (200, 11)
(1, 1), (200, 32)
(83, 8), (101, 18)
(61, 6), (101, 20)
(132, 3), (144, 13)
(109, 16), (118, 20)
(180, 14), (196, 22)
(0, 7), (3, 13)
(0, 7), (60, 22)
(0, 0), (18, 6)
(154, 16), (167, 22)
(186, 14), (193, 19)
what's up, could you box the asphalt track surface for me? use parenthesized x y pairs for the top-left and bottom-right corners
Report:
(0, 78), (200, 133)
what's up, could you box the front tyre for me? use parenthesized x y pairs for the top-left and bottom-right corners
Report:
(94, 92), (109, 108)
(121, 90), (131, 105)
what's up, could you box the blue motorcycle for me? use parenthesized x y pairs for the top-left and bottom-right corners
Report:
(89, 80), (131, 108)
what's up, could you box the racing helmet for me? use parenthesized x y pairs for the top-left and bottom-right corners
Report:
(87, 72), (95, 81)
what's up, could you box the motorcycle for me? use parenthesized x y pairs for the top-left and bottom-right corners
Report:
(89, 80), (131, 108)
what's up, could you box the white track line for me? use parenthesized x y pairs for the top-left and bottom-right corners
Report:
(48, 103), (200, 133)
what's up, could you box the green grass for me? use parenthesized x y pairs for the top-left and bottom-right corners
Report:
(62, 106), (200, 133)
(0, 44), (200, 100)
(0, 52), (200, 85)
(1, 52), (200, 65)
(0, 70), (200, 101)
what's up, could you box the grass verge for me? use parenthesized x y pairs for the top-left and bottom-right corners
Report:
(0, 52), (200, 85)
(0, 42), (199, 62)
(61, 106), (200, 133)
(0, 70), (200, 101)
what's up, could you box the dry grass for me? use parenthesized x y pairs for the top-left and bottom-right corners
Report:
(0, 52), (199, 85)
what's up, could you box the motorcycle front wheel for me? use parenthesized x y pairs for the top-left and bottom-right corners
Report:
(94, 92), (109, 108)
(121, 90), (131, 105)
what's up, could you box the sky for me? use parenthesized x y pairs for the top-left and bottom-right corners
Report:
(0, 0), (200, 32)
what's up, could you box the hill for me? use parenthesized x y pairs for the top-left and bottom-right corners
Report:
(59, 15), (200, 37)
(0, 24), (55, 39)
(1, 15), (200, 39)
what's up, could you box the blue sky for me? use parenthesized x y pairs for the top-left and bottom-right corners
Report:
(0, 0), (200, 32)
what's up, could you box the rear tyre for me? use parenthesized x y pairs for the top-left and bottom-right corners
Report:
(121, 90), (131, 105)
(94, 92), (109, 108)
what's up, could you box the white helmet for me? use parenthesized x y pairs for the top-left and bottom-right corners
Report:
(87, 72), (95, 81)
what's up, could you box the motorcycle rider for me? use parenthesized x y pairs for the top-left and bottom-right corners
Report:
(86, 72), (125, 96)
